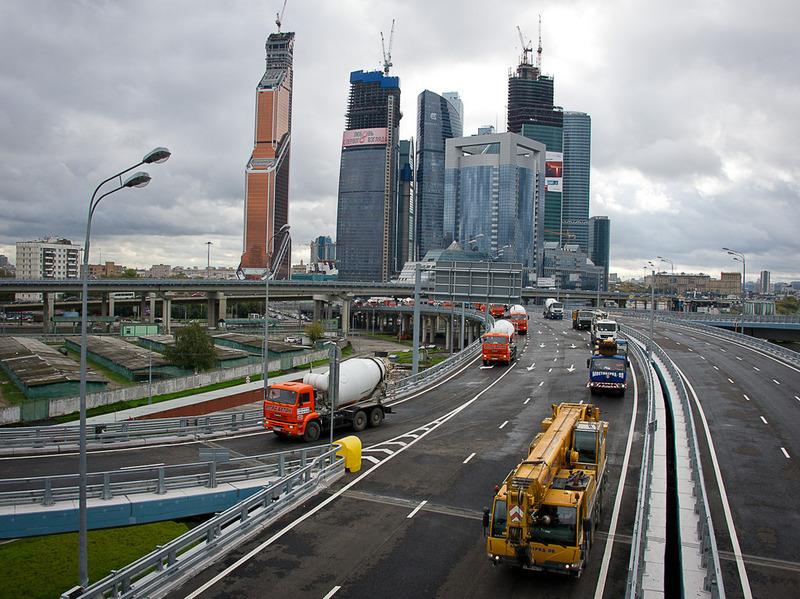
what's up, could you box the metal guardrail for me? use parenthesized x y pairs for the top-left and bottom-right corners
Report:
(624, 333), (657, 599)
(622, 324), (725, 598)
(0, 411), (263, 454)
(0, 446), (329, 507)
(67, 444), (343, 599)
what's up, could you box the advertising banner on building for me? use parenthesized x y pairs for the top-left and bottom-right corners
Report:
(545, 151), (563, 192)
(342, 128), (388, 148)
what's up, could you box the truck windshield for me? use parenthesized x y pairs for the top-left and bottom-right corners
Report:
(267, 387), (298, 405)
(592, 358), (626, 372)
(598, 323), (617, 332)
(491, 499), (507, 538)
(530, 505), (577, 546)
(573, 430), (598, 463)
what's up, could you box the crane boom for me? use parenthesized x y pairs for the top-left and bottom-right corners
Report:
(381, 19), (395, 75)
(276, 0), (288, 32)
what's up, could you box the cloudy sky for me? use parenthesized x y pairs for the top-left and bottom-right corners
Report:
(1, 0), (798, 282)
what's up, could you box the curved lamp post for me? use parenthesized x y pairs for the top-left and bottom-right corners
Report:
(79, 147), (170, 589)
(263, 224), (291, 402)
(723, 247), (746, 333)
(657, 255), (674, 310)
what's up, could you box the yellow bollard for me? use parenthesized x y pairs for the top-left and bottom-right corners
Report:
(336, 436), (362, 472)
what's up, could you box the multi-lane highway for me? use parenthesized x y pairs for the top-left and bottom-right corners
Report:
(624, 317), (800, 599)
(7, 311), (799, 597)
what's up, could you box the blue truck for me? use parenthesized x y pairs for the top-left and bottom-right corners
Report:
(587, 338), (628, 396)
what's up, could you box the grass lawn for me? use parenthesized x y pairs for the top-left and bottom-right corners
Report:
(0, 520), (190, 599)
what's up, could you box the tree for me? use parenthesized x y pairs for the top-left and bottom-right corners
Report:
(305, 321), (325, 344)
(121, 269), (138, 278)
(164, 322), (216, 372)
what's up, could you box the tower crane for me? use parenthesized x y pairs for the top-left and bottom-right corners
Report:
(276, 0), (288, 33)
(517, 25), (532, 65)
(381, 19), (395, 75)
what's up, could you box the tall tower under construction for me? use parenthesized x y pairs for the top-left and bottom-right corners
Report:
(335, 70), (402, 282)
(508, 22), (564, 248)
(239, 31), (295, 279)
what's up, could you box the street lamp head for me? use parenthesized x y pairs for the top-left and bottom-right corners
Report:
(279, 223), (291, 233)
(142, 147), (171, 164)
(123, 171), (151, 188)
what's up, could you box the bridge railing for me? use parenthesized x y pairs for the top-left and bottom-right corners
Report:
(68, 443), (344, 599)
(0, 410), (263, 454)
(622, 324), (725, 598)
(623, 332), (657, 598)
(0, 446), (328, 508)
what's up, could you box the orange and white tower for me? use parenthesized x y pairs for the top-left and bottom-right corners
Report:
(238, 30), (294, 279)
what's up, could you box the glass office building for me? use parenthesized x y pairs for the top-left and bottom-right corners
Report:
(416, 90), (463, 258)
(563, 111), (591, 254)
(443, 133), (546, 282)
(336, 70), (402, 282)
(589, 216), (610, 291)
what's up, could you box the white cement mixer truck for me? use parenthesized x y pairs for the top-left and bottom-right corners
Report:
(263, 357), (392, 442)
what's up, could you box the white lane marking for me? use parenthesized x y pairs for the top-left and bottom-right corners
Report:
(753, 366), (760, 371)
(781, 447), (790, 459)
(524, 398), (531, 405)
(527, 363), (536, 371)
(407, 500), (428, 519)
(760, 416), (768, 425)
(796, 396), (800, 402)
(728, 378), (734, 384)
(676, 367), (753, 599)
(120, 463), (163, 470)
(499, 420), (509, 429)
(539, 381), (544, 387)
(736, 356), (742, 361)
(773, 379), (781, 385)
(743, 395), (750, 401)
(593, 341), (640, 599)
(713, 365), (719, 371)
(463, 452), (476, 464)
(700, 355), (706, 360)
(362, 455), (380, 464)
(548, 368), (553, 373)
(323, 586), (341, 599)
(184, 352), (519, 599)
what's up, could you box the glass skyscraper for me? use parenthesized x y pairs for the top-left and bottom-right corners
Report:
(336, 70), (401, 282)
(398, 139), (415, 266)
(563, 112), (591, 254)
(416, 90), (463, 258)
(444, 133), (546, 282)
(589, 216), (610, 291)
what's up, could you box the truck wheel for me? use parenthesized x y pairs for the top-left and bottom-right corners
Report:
(352, 410), (367, 432)
(303, 420), (321, 443)
(368, 407), (384, 427)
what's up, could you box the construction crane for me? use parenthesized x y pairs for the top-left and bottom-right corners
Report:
(381, 19), (395, 75)
(536, 15), (543, 70)
(517, 25), (532, 65)
(275, 0), (288, 33)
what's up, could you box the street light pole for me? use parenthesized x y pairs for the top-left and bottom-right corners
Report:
(78, 146), (169, 589)
(723, 247), (746, 332)
(263, 224), (291, 402)
(657, 256), (673, 310)
(205, 241), (213, 279)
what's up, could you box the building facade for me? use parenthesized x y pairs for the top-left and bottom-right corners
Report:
(541, 242), (604, 290)
(443, 132), (545, 283)
(416, 90), (463, 258)
(239, 31), (295, 279)
(310, 236), (336, 263)
(588, 216), (610, 291)
(397, 139), (416, 267)
(563, 112), (591, 253)
(15, 237), (81, 301)
(336, 70), (402, 282)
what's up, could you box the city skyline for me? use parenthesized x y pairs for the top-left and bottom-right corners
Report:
(1, 1), (798, 282)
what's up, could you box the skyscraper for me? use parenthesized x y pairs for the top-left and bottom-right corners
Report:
(238, 31), (295, 279)
(508, 26), (564, 247)
(563, 111), (591, 253)
(443, 132), (546, 283)
(336, 70), (402, 282)
(589, 216), (610, 291)
(398, 139), (415, 266)
(416, 90), (463, 258)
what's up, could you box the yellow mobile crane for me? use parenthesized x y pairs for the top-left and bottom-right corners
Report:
(483, 403), (608, 576)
